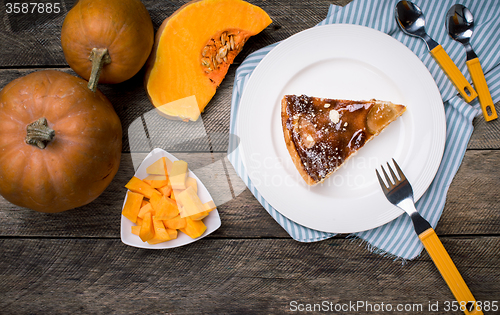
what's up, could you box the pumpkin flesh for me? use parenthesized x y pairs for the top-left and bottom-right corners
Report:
(145, 0), (272, 121)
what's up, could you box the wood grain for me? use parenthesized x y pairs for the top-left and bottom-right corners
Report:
(1, 0), (499, 314)
(1, 150), (498, 238)
(0, 0), (349, 67)
(469, 115), (500, 149)
(0, 68), (237, 153)
(2, 68), (500, 153)
(0, 237), (497, 314)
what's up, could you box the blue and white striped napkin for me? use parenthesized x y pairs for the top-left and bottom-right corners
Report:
(227, 0), (500, 260)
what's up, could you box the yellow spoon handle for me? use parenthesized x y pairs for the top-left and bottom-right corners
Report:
(466, 58), (498, 121)
(419, 228), (483, 315)
(430, 45), (477, 103)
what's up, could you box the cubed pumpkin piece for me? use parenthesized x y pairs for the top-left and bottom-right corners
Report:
(139, 212), (154, 242)
(122, 191), (144, 223)
(146, 156), (173, 175)
(151, 194), (179, 220)
(180, 217), (207, 239)
(156, 182), (173, 197)
(136, 217), (143, 226)
(138, 202), (154, 219)
(176, 186), (205, 217)
(131, 225), (141, 236)
(169, 160), (188, 190)
(147, 219), (172, 244)
(172, 176), (198, 198)
(166, 228), (178, 240)
(186, 177), (197, 192)
(187, 210), (209, 221)
(149, 192), (162, 208)
(143, 174), (169, 188)
(203, 200), (216, 212)
(187, 201), (216, 220)
(188, 201), (215, 220)
(125, 176), (161, 199)
(163, 214), (187, 229)
(146, 157), (164, 175)
(162, 155), (170, 177)
(141, 199), (149, 207)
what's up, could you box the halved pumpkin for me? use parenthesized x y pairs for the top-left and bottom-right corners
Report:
(144, 0), (272, 121)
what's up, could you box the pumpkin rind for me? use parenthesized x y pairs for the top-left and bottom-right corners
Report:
(144, 0), (272, 120)
(0, 70), (122, 213)
(61, 0), (154, 87)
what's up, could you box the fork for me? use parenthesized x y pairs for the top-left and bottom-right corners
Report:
(376, 159), (483, 315)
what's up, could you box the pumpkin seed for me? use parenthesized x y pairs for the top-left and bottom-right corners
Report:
(201, 59), (210, 67)
(202, 30), (243, 73)
(229, 35), (235, 50)
(202, 46), (209, 57)
(221, 32), (227, 45)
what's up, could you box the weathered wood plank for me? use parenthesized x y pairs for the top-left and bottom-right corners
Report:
(2, 67), (500, 153)
(1, 150), (498, 238)
(0, 237), (498, 314)
(437, 150), (500, 235)
(0, 67), (237, 152)
(469, 115), (500, 149)
(2, 1), (497, 314)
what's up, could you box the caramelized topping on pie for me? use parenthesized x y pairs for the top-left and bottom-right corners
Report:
(281, 95), (406, 185)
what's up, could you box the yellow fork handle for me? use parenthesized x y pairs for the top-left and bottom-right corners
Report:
(419, 228), (483, 315)
(430, 45), (477, 103)
(466, 58), (498, 121)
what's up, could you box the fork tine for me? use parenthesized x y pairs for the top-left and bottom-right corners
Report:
(380, 164), (393, 187)
(375, 168), (389, 193)
(387, 161), (399, 183)
(392, 158), (406, 181)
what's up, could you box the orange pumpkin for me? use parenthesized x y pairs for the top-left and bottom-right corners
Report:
(144, 0), (272, 121)
(61, 0), (154, 92)
(0, 70), (122, 213)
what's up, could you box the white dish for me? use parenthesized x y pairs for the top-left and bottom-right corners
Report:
(120, 148), (221, 249)
(237, 24), (446, 233)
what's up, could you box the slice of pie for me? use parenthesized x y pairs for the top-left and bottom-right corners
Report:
(281, 95), (406, 186)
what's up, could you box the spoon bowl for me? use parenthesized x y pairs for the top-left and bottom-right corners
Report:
(446, 4), (497, 121)
(394, 0), (477, 103)
(395, 1), (437, 50)
(446, 4), (476, 59)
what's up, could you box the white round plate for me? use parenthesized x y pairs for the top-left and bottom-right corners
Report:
(237, 24), (446, 233)
(120, 148), (221, 249)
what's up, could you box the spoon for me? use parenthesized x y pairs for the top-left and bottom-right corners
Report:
(446, 4), (497, 121)
(395, 1), (477, 103)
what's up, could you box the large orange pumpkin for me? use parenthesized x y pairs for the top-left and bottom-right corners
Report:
(0, 70), (122, 213)
(61, 0), (154, 92)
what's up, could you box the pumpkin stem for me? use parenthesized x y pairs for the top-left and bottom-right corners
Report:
(25, 118), (55, 149)
(88, 48), (111, 93)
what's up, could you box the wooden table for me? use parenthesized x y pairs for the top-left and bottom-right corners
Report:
(1, 1), (499, 314)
